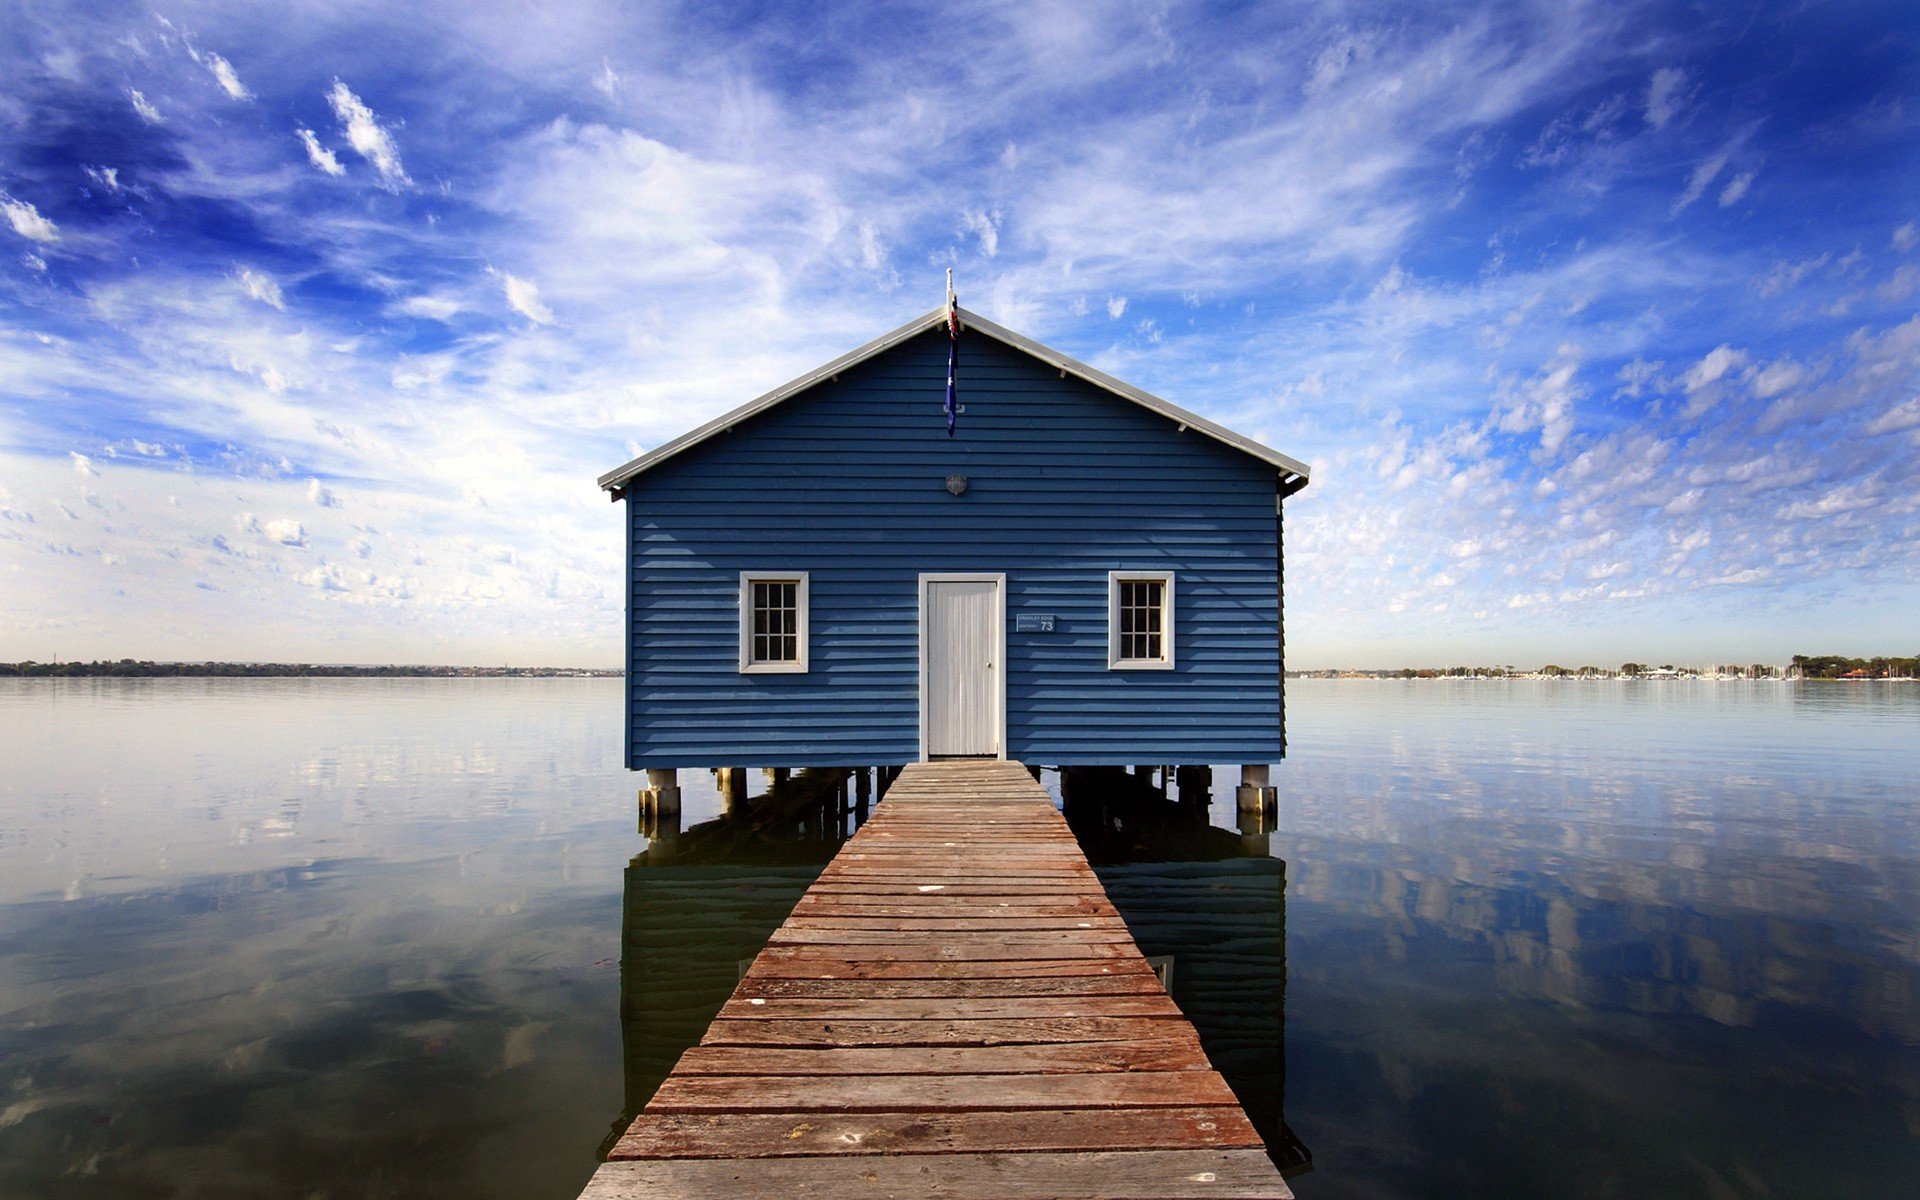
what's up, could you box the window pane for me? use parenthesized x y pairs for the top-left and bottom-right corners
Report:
(749, 579), (801, 664)
(1117, 579), (1164, 662)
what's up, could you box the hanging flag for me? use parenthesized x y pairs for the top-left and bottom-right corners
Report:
(944, 270), (960, 437)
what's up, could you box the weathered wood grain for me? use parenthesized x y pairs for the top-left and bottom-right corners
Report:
(743, 955), (1152, 980)
(698, 1014), (1191, 1048)
(667, 1037), (1211, 1077)
(732, 974), (1169, 1000)
(648, 1069), (1239, 1113)
(610, 1104), (1264, 1158)
(713, 993), (1183, 1021)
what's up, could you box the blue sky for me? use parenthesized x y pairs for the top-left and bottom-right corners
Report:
(1, 1), (1914, 668)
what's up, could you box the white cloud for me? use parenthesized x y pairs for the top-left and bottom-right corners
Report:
(1673, 148), (1731, 213)
(234, 267), (286, 310)
(1615, 358), (1663, 397)
(1865, 397), (1920, 436)
(296, 128), (346, 177)
(1757, 253), (1829, 297)
(71, 452), (97, 477)
(1106, 295), (1127, 319)
(856, 221), (885, 271)
(85, 166), (121, 193)
(1645, 67), (1687, 129)
(326, 81), (411, 190)
(594, 60), (620, 98)
(298, 563), (352, 592)
(128, 88), (162, 124)
(500, 273), (555, 324)
(204, 52), (251, 100)
(1304, 29), (1383, 97)
(395, 293), (464, 321)
(307, 478), (341, 508)
(1876, 264), (1920, 302)
(1000, 142), (1021, 171)
(1780, 483), (1881, 520)
(960, 209), (999, 257)
(1495, 344), (1582, 453)
(1, 194), (60, 243)
(1895, 222), (1918, 253)
(1718, 171), (1754, 207)
(1749, 358), (1805, 398)
(262, 517), (307, 546)
(1683, 344), (1748, 392)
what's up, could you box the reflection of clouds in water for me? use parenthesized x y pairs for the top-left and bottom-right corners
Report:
(0, 849), (625, 1199)
(1279, 834), (1920, 1044)
(1272, 681), (1920, 1042)
(0, 679), (631, 903)
(1269, 679), (1920, 1199)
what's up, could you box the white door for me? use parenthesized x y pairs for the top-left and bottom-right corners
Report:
(923, 577), (1001, 757)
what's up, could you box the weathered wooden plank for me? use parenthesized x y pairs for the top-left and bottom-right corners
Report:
(733, 974), (1169, 1000)
(791, 902), (1119, 919)
(668, 1037), (1211, 1077)
(715, 994), (1183, 1021)
(796, 892), (1116, 908)
(649, 1069), (1239, 1113)
(743, 955), (1153, 980)
(698, 1014), (1191, 1048)
(756, 939), (1136, 961)
(783, 917), (1136, 936)
(580, 1149), (1290, 1200)
(800, 882), (1106, 895)
(610, 1105), (1265, 1159)
(768, 926), (1140, 946)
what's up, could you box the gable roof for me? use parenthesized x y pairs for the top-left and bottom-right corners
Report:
(597, 305), (1311, 495)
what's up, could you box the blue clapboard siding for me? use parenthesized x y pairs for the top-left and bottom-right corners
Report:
(621, 327), (1281, 768)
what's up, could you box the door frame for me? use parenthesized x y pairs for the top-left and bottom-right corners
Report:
(916, 572), (1008, 761)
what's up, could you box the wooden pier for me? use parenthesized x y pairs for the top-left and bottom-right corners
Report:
(582, 760), (1292, 1199)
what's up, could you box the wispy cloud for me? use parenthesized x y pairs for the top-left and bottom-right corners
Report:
(1674, 147), (1732, 213)
(1645, 67), (1688, 129)
(1, 194), (60, 243)
(498, 272), (554, 325)
(1718, 170), (1755, 207)
(326, 80), (410, 189)
(296, 128), (346, 177)
(235, 267), (286, 310)
(127, 87), (162, 124)
(203, 52), (251, 101)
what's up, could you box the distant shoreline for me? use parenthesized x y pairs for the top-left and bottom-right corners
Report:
(7, 657), (1911, 681)
(1289, 655), (1917, 681)
(1, 661), (620, 678)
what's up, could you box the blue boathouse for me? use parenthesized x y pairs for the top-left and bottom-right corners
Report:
(599, 306), (1309, 792)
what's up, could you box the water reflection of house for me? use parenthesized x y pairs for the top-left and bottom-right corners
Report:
(1063, 766), (1314, 1179)
(601, 770), (859, 1154)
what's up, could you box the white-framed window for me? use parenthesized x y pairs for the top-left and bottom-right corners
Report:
(1108, 570), (1174, 670)
(739, 572), (809, 673)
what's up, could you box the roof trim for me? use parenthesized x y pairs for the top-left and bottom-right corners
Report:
(598, 305), (1311, 493)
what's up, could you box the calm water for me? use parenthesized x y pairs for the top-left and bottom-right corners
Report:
(1, 678), (1915, 1197)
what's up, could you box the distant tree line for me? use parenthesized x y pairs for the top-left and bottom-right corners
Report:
(0, 660), (620, 678)
(1790, 654), (1920, 679)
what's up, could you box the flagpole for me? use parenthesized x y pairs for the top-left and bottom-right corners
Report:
(944, 270), (959, 437)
